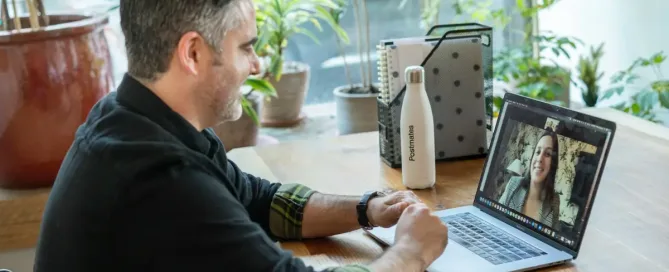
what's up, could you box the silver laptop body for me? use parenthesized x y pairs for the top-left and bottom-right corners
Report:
(367, 93), (617, 272)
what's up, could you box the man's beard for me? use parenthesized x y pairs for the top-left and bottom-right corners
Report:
(202, 54), (243, 126)
(207, 80), (243, 126)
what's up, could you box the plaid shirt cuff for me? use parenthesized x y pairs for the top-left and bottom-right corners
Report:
(323, 264), (371, 272)
(269, 183), (316, 240)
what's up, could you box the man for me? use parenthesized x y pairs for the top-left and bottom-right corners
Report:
(33, 0), (449, 271)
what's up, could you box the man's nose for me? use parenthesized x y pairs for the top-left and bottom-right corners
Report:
(250, 53), (261, 76)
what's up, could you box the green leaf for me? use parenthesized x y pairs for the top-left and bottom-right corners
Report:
(559, 47), (571, 59)
(241, 96), (260, 125)
(626, 74), (640, 84)
(471, 9), (489, 21)
(651, 80), (669, 92)
(631, 103), (641, 114)
(295, 27), (321, 44)
(270, 53), (283, 81)
(610, 71), (626, 84)
(636, 91), (658, 110)
(309, 18), (323, 31)
(600, 86), (623, 100)
(245, 77), (277, 97)
(653, 51), (666, 64)
(658, 90), (669, 109)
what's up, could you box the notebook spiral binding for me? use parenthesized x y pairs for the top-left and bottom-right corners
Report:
(376, 23), (494, 168)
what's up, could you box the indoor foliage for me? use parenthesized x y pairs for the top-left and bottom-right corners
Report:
(600, 51), (669, 123)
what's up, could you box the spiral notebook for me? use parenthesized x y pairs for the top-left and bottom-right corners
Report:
(376, 23), (494, 168)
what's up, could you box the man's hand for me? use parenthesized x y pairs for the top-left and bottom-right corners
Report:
(394, 203), (449, 270)
(366, 191), (421, 228)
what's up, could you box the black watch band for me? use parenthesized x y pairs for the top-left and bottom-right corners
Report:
(357, 191), (383, 230)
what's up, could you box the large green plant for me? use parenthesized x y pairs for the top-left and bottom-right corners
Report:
(599, 51), (669, 123)
(487, 0), (584, 112)
(401, 0), (578, 113)
(493, 32), (582, 109)
(254, 0), (349, 82)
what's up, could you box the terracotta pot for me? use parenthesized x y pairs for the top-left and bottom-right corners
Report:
(261, 61), (310, 127)
(212, 92), (262, 152)
(0, 14), (113, 189)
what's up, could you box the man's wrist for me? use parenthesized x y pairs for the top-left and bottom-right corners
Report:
(394, 238), (429, 270)
(368, 240), (427, 272)
(365, 197), (379, 227)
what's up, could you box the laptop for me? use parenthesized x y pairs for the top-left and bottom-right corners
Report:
(366, 92), (616, 272)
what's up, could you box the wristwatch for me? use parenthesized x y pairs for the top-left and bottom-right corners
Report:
(357, 191), (384, 230)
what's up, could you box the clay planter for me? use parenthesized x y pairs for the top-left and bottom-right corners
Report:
(333, 84), (380, 135)
(212, 92), (262, 152)
(0, 14), (113, 189)
(261, 61), (310, 127)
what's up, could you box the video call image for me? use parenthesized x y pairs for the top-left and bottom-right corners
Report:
(480, 115), (601, 241)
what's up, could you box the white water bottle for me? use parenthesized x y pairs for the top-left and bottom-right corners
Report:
(400, 66), (436, 189)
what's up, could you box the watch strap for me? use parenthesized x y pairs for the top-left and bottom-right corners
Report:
(357, 191), (382, 230)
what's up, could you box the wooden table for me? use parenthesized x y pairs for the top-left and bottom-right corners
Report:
(227, 107), (669, 272)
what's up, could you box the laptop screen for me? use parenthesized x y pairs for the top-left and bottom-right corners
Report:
(476, 97), (612, 251)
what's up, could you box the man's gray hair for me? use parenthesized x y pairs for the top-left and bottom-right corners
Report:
(120, 0), (248, 81)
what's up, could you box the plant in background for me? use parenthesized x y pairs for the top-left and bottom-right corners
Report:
(406, 0), (578, 114)
(241, 77), (277, 125)
(490, 0), (583, 113)
(450, 0), (512, 30)
(398, 0), (442, 31)
(493, 31), (582, 110)
(599, 51), (669, 123)
(254, 0), (349, 82)
(331, 0), (377, 93)
(576, 42), (605, 107)
(327, 0), (353, 89)
(399, 0), (512, 32)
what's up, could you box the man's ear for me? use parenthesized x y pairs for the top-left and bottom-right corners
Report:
(175, 31), (205, 76)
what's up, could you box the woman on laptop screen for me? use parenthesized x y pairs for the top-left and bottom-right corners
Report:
(498, 128), (561, 229)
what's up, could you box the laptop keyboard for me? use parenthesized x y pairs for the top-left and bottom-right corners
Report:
(441, 212), (547, 265)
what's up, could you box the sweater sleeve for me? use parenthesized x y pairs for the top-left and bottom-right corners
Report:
(225, 158), (317, 241)
(269, 183), (316, 240)
(119, 167), (370, 272)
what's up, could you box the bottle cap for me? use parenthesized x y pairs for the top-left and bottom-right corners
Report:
(405, 66), (424, 84)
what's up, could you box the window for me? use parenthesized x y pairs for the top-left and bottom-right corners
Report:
(285, 0), (519, 105)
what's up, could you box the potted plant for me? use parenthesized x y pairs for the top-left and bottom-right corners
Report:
(254, 0), (348, 127)
(576, 42), (605, 107)
(331, 0), (381, 135)
(599, 51), (669, 124)
(407, 0), (580, 116)
(212, 77), (277, 151)
(493, 31), (581, 110)
(491, 0), (582, 112)
(0, 1), (113, 189)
